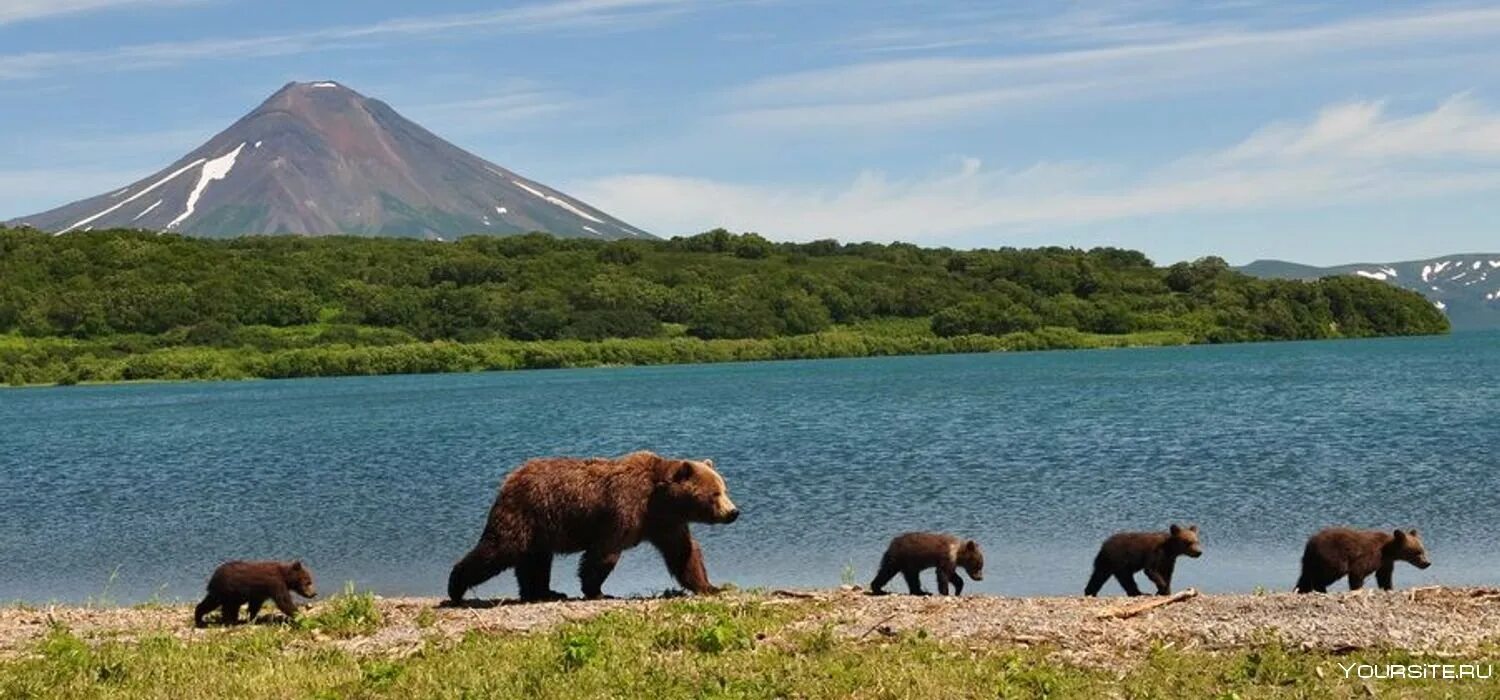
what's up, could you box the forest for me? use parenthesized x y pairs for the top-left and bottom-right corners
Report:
(0, 226), (1449, 385)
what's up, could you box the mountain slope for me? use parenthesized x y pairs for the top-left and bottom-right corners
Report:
(1239, 254), (1500, 330)
(9, 81), (651, 240)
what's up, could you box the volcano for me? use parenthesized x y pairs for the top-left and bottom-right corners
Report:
(10, 81), (651, 240)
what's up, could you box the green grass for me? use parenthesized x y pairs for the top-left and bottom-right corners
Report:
(291, 583), (382, 638)
(1, 323), (1197, 387)
(1, 599), (1495, 699)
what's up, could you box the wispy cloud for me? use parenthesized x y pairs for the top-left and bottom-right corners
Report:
(0, 0), (203, 26)
(833, 1), (1230, 55)
(579, 94), (1500, 241)
(404, 85), (587, 135)
(0, 0), (709, 80)
(724, 82), (1101, 129)
(725, 6), (1500, 129)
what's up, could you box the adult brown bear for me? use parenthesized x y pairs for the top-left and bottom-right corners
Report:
(447, 451), (740, 603)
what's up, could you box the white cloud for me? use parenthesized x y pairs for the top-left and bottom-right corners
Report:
(724, 6), (1500, 129)
(0, 0), (708, 80)
(1207, 94), (1500, 163)
(0, 0), (201, 26)
(577, 95), (1500, 241)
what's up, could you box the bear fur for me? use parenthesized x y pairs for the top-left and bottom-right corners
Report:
(1295, 527), (1431, 593)
(868, 532), (984, 596)
(1084, 524), (1202, 597)
(193, 560), (316, 627)
(447, 451), (739, 603)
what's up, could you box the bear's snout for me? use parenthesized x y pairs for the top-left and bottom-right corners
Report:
(711, 492), (739, 523)
(1416, 558), (1432, 569)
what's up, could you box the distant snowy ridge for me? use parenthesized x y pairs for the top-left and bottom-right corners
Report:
(1239, 254), (1500, 330)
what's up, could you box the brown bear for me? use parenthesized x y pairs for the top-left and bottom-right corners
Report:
(868, 532), (984, 596)
(1295, 527), (1431, 593)
(447, 451), (739, 603)
(193, 560), (317, 627)
(1084, 524), (1202, 597)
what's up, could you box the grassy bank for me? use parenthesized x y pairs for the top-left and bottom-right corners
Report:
(0, 322), (1194, 387)
(4, 590), (1499, 698)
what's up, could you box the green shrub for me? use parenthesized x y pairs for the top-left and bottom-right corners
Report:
(294, 583), (381, 638)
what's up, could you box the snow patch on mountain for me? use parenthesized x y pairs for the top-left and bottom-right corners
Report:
(132, 199), (162, 222)
(511, 179), (605, 223)
(168, 143), (245, 230)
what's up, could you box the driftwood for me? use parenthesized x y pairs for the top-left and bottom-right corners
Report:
(1095, 588), (1199, 620)
(857, 613), (898, 640)
(771, 589), (819, 599)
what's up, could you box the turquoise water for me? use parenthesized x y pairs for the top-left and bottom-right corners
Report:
(1, 333), (1496, 602)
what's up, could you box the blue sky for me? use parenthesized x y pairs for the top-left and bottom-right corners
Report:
(3, 1), (1500, 264)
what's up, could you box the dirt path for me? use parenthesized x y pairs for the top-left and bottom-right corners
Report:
(4, 587), (1498, 669)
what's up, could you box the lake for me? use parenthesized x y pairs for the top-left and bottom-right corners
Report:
(1, 332), (1496, 603)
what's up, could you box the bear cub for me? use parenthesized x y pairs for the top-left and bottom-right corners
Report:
(869, 532), (984, 596)
(1295, 527), (1431, 593)
(194, 560), (317, 627)
(1084, 524), (1202, 597)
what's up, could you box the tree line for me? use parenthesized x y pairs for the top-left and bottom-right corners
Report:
(0, 226), (1447, 384)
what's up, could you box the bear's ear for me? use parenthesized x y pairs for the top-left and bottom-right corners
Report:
(290, 560), (303, 572)
(1169, 524), (1183, 536)
(1393, 529), (1407, 541)
(672, 461), (695, 482)
(703, 458), (715, 469)
(1407, 529), (1419, 538)
(1188, 524), (1199, 533)
(962, 540), (979, 553)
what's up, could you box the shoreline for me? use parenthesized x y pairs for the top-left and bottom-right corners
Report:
(1, 326), (1459, 389)
(7, 586), (1497, 663)
(6, 587), (1497, 697)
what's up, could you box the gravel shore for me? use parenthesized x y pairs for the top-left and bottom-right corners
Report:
(5, 586), (1498, 670)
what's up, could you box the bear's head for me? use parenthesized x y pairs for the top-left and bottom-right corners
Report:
(1392, 529), (1431, 569)
(652, 456), (740, 524)
(284, 560), (317, 598)
(1168, 524), (1202, 558)
(957, 539), (984, 581)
